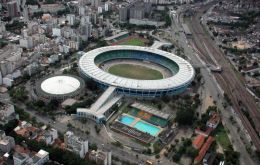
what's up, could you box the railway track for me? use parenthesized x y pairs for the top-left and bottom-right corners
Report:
(185, 4), (260, 149)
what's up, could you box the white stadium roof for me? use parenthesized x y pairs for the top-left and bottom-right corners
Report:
(40, 75), (81, 95)
(79, 46), (195, 90)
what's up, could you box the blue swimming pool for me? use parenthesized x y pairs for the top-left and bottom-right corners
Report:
(119, 115), (135, 125)
(134, 121), (160, 136)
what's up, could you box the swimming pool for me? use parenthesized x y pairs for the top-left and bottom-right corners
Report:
(119, 115), (135, 125)
(134, 121), (160, 136)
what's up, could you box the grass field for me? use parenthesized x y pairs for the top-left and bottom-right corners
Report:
(108, 64), (163, 80)
(118, 38), (145, 46)
(214, 124), (231, 150)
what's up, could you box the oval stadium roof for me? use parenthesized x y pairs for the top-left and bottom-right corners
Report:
(79, 46), (195, 90)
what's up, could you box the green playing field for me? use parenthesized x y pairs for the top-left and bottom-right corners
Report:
(118, 38), (145, 46)
(108, 64), (163, 80)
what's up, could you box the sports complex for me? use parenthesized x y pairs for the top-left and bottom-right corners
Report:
(78, 45), (195, 98)
(77, 45), (194, 124)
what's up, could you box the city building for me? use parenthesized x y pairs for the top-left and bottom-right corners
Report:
(88, 150), (112, 165)
(7, 1), (19, 17)
(0, 102), (16, 125)
(91, 0), (101, 8)
(19, 37), (34, 49)
(64, 131), (88, 158)
(203, 152), (216, 165)
(0, 130), (15, 153)
(119, 7), (128, 23)
(192, 134), (205, 149)
(37, 128), (58, 145)
(66, 14), (76, 25)
(13, 148), (49, 165)
(206, 113), (220, 129)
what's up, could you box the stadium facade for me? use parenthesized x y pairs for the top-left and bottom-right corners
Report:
(78, 46), (195, 98)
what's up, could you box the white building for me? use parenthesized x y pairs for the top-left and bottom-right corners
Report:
(97, 6), (103, 14)
(104, 3), (110, 12)
(59, 44), (70, 54)
(2, 76), (13, 87)
(19, 37), (34, 49)
(78, 6), (86, 16)
(64, 131), (88, 158)
(48, 54), (59, 64)
(81, 16), (91, 26)
(66, 14), (76, 25)
(0, 130), (15, 153)
(52, 28), (61, 37)
(38, 128), (58, 145)
(91, 0), (100, 8)
(13, 149), (49, 165)
(0, 22), (6, 35)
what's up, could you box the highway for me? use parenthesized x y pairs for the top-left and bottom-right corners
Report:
(179, 1), (260, 151)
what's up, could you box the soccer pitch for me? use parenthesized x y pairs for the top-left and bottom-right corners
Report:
(108, 64), (163, 80)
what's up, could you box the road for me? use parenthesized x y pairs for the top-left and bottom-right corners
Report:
(169, 3), (257, 165)
(9, 101), (173, 165)
(20, 108), (150, 164)
(184, 1), (260, 151)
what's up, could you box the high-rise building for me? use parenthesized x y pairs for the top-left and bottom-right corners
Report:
(66, 14), (76, 25)
(91, 0), (100, 8)
(130, 8), (144, 20)
(7, 1), (19, 17)
(80, 16), (91, 26)
(119, 7), (128, 23)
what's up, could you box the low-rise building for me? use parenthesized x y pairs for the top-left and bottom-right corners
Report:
(192, 134), (205, 149)
(13, 148), (49, 165)
(206, 113), (220, 129)
(203, 152), (216, 165)
(37, 128), (58, 145)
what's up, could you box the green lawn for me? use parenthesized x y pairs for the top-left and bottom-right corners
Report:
(118, 38), (145, 46)
(108, 64), (163, 80)
(214, 124), (231, 150)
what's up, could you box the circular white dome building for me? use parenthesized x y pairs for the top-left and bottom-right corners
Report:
(36, 75), (85, 100)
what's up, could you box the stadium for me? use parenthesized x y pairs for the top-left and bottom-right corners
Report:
(78, 46), (195, 98)
(36, 75), (85, 100)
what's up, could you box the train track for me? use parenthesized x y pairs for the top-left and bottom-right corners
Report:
(185, 3), (260, 149)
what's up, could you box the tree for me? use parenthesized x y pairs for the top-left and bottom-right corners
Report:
(175, 109), (195, 125)
(165, 14), (172, 27)
(186, 146), (198, 158)
(0, 119), (19, 134)
(9, 87), (28, 102)
(172, 153), (181, 162)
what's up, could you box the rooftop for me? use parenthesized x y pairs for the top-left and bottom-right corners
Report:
(192, 134), (205, 149)
(79, 46), (195, 90)
(194, 136), (215, 163)
(40, 75), (81, 95)
(131, 102), (170, 119)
